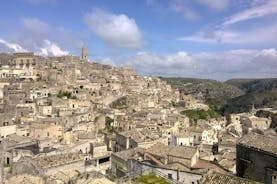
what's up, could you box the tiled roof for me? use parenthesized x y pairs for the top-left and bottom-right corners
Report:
(238, 132), (277, 155)
(147, 143), (197, 159)
(200, 171), (261, 184)
(168, 146), (197, 159)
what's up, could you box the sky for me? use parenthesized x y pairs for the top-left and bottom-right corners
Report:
(0, 0), (277, 80)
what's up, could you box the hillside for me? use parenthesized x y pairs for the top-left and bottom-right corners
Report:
(160, 77), (243, 98)
(161, 77), (277, 115)
(160, 77), (244, 112)
(222, 78), (277, 114)
(225, 78), (277, 93)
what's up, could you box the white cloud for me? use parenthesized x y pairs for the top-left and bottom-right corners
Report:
(179, 22), (277, 45)
(197, 0), (229, 11)
(21, 17), (50, 36)
(37, 40), (69, 56)
(0, 38), (28, 52)
(25, 0), (57, 5)
(84, 8), (143, 48)
(168, 0), (230, 21)
(96, 57), (117, 66)
(1, 18), (69, 56)
(169, 0), (199, 20)
(179, 0), (277, 46)
(179, 30), (241, 44)
(110, 49), (277, 80)
(97, 52), (193, 76)
(223, 0), (277, 25)
(0, 17), (86, 56)
(259, 48), (277, 58)
(0, 38), (68, 56)
(22, 18), (71, 56)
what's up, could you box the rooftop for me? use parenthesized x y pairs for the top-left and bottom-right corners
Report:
(238, 132), (277, 155)
(113, 148), (143, 161)
(6, 174), (45, 184)
(168, 146), (197, 159)
(199, 171), (260, 184)
(34, 153), (83, 168)
(119, 129), (145, 142)
(146, 143), (197, 159)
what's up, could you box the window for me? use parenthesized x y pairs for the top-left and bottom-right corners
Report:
(6, 157), (10, 165)
(272, 175), (277, 182)
(168, 173), (172, 179)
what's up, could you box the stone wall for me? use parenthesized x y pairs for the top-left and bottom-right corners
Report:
(0, 125), (16, 138)
(236, 143), (277, 183)
(110, 153), (130, 177)
(12, 157), (42, 176)
(43, 160), (85, 176)
(0, 145), (3, 184)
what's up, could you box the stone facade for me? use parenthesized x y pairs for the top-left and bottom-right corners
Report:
(236, 132), (277, 183)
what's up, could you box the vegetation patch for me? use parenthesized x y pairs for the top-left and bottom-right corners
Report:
(134, 173), (169, 184)
(105, 116), (114, 125)
(181, 109), (220, 125)
(110, 96), (128, 109)
(57, 90), (76, 99)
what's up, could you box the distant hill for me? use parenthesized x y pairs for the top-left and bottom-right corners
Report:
(225, 78), (277, 93)
(222, 78), (277, 114)
(161, 77), (277, 115)
(160, 77), (243, 98)
(160, 77), (244, 112)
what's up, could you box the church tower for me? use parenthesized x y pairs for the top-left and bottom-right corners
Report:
(81, 47), (88, 61)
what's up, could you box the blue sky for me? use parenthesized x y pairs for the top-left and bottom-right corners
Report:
(0, 0), (277, 80)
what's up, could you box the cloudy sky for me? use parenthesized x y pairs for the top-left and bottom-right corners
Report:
(0, 0), (277, 80)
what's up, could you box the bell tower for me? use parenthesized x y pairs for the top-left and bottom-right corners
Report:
(81, 47), (88, 61)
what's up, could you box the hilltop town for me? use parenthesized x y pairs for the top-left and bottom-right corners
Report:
(0, 49), (276, 184)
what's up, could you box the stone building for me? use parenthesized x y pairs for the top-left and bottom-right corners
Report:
(201, 129), (218, 145)
(12, 153), (85, 176)
(115, 130), (144, 152)
(243, 115), (271, 130)
(236, 132), (277, 183)
(173, 127), (203, 146)
(0, 124), (16, 139)
(11, 53), (36, 69)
